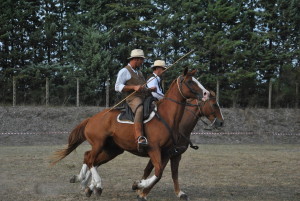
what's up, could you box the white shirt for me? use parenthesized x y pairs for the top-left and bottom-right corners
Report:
(147, 73), (164, 100)
(115, 64), (138, 92)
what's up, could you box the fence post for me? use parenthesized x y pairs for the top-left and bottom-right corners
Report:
(13, 77), (16, 107)
(76, 78), (79, 107)
(46, 77), (49, 106)
(296, 82), (299, 109)
(106, 78), (110, 108)
(268, 81), (272, 109)
(216, 79), (220, 103)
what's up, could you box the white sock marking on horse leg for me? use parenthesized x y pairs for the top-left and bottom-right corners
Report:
(81, 170), (91, 189)
(78, 164), (88, 181)
(138, 175), (158, 188)
(177, 190), (185, 198)
(89, 173), (96, 191)
(90, 166), (102, 188)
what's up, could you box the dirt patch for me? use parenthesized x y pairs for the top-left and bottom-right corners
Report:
(0, 145), (299, 201)
(1, 106), (299, 200)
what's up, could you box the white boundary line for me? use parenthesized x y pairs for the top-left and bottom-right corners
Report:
(0, 131), (299, 136)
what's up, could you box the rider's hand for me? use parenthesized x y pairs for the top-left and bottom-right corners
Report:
(149, 86), (157, 92)
(133, 85), (144, 92)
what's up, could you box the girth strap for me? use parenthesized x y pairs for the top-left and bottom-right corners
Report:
(153, 110), (177, 146)
(179, 133), (199, 150)
(153, 110), (199, 152)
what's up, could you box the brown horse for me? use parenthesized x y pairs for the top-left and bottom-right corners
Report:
(51, 68), (204, 200)
(138, 93), (224, 200)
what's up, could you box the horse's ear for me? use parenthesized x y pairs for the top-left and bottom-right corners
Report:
(183, 67), (188, 76)
(190, 69), (197, 75)
(210, 91), (216, 97)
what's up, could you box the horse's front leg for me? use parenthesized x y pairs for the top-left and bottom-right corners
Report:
(170, 154), (189, 200)
(142, 159), (154, 179)
(132, 149), (165, 200)
(134, 150), (170, 201)
(135, 159), (155, 196)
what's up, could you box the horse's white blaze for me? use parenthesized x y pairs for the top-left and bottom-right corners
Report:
(90, 166), (102, 188)
(192, 77), (204, 90)
(192, 77), (209, 100)
(138, 175), (158, 188)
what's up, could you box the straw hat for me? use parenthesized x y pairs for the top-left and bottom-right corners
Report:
(127, 49), (146, 59)
(151, 60), (166, 69)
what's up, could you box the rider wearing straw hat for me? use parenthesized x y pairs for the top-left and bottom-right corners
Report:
(115, 49), (156, 152)
(147, 60), (167, 100)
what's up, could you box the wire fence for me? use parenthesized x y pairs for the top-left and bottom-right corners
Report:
(1, 131), (299, 145)
(1, 76), (299, 108)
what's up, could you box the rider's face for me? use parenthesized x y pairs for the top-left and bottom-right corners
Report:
(156, 67), (165, 76)
(136, 58), (144, 67)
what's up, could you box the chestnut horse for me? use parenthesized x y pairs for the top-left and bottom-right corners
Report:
(51, 69), (203, 200)
(138, 93), (224, 200)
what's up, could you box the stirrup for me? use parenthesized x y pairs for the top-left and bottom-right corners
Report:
(137, 136), (148, 146)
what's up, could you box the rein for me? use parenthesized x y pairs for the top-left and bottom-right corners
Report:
(155, 76), (203, 153)
(176, 76), (188, 99)
(185, 98), (219, 128)
(176, 76), (202, 100)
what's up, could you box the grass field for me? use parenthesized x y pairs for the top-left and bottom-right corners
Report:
(0, 144), (299, 201)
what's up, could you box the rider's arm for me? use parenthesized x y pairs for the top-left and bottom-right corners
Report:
(115, 68), (131, 92)
(147, 76), (163, 100)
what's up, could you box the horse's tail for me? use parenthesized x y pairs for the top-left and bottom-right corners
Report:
(50, 118), (89, 166)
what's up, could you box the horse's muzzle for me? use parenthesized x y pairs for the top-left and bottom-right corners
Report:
(212, 118), (224, 128)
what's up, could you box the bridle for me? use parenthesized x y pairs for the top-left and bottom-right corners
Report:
(176, 75), (202, 100)
(185, 98), (221, 127)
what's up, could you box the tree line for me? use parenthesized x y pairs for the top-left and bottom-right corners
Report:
(0, 0), (299, 107)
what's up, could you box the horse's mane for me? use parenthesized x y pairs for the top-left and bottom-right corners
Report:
(156, 79), (176, 106)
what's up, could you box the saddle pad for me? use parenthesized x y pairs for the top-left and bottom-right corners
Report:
(117, 110), (156, 124)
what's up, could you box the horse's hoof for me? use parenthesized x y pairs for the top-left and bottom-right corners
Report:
(69, 175), (77, 183)
(132, 180), (140, 190)
(180, 193), (189, 200)
(94, 187), (103, 196)
(85, 187), (93, 197)
(137, 195), (147, 201)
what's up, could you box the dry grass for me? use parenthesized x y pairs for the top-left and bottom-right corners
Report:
(0, 144), (299, 201)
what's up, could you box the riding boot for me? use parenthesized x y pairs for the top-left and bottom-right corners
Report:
(134, 122), (148, 152)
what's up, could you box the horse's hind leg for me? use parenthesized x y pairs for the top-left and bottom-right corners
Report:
(82, 139), (104, 196)
(70, 151), (91, 184)
(84, 146), (124, 197)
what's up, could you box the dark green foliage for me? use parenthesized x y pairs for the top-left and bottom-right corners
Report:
(0, 0), (299, 107)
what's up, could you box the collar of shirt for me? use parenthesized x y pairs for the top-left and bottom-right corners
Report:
(153, 73), (161, 81)
(128, 63), (138, 74)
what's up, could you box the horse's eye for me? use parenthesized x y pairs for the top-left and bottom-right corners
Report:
(187, 80), (194, 85)
(213, 104), (219, 108)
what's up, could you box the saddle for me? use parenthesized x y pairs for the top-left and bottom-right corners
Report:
(117, 96), (157, 124)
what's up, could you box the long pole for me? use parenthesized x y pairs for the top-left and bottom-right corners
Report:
(105, 49), (195, 114)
